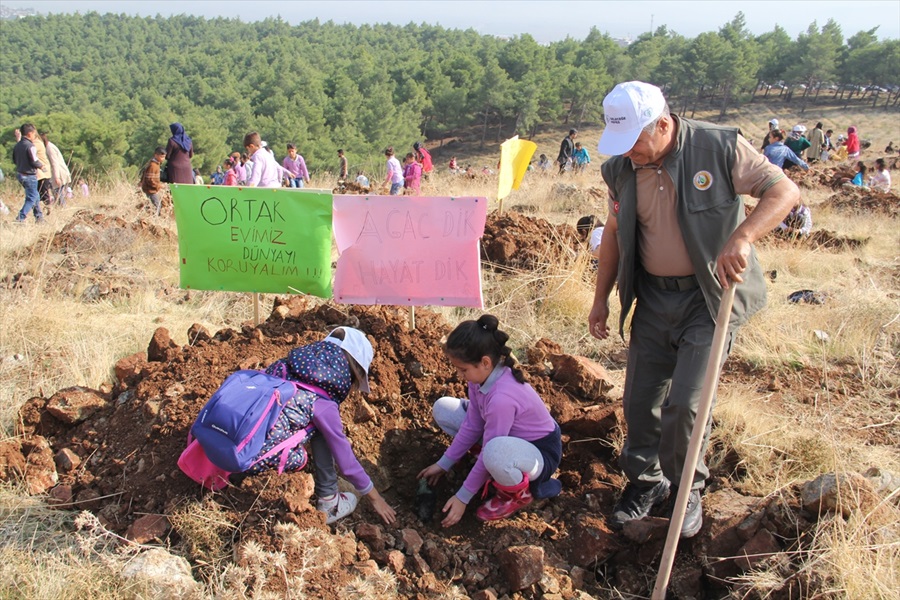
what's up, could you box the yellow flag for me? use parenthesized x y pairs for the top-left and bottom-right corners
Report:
(498, 136), (538, 200)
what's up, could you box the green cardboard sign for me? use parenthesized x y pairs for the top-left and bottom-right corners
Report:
(171, 184), (333, 296)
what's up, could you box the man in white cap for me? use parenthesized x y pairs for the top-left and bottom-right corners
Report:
(761, 118), (779, 150)
(588, 81), (798, 537)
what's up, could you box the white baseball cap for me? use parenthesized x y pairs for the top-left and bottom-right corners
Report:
(597, 81), (666, 156)
(325, 327), (373, 393)
(792, 124), (807, 133)
(769, 118), (779, 128)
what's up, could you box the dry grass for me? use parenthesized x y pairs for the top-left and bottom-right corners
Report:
(0, 105), (897, 598)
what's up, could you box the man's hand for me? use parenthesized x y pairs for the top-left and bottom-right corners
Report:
(588, 299), (611, 340)
(440, 496), (466, 527)
(716, 236), (751, 289)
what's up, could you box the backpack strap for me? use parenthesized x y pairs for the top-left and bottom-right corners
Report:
(294, 381), (331, 400)
(246, 380), (330, 474)
(235, 382), (290, 453)
(250, 422), (317, 473)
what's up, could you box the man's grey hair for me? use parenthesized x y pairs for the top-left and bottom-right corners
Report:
(642, 103), (671, 135)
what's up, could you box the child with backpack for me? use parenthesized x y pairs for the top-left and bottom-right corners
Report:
(184, 327), (395, 525)
(417, 315), (562, 527)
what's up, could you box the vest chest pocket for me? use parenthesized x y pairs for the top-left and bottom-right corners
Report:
(683, 171), (737, 213)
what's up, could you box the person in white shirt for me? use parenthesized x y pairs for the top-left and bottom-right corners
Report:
(868, 158), (892, 193)
(576, 215), (605, 258)
(383, 147), (404, 195)
(243, 131), (282, 188)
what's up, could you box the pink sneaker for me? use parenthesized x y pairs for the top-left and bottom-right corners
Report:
(476, 474), (533, 521)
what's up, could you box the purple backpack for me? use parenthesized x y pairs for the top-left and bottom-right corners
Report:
(189, 370), (304, 473)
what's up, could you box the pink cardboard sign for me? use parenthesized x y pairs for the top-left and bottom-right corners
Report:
(333, 195), (486, 307)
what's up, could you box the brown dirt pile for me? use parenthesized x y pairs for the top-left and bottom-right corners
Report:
(481, 211), (584, 271)
(824, 188), (900, 217)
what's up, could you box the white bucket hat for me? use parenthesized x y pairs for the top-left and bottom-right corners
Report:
(597, 81), (666, 156)
(325, 327), (373, 393)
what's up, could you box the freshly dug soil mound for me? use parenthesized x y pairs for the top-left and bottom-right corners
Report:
(824, 188), (900, 217)
(762, 229), (869, 251)
(481, 211), (584, 271)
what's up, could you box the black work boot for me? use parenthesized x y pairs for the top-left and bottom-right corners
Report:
(609, 479), (670, 530)
(666, 487), (703, 538)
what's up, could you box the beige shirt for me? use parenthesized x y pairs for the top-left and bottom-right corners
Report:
(610, 133), (783, 276)
(32, 137), (52, 181)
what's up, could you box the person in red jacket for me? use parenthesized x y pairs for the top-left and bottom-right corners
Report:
(413, 141), (433, 180)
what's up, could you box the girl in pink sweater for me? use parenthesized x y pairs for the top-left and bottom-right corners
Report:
(418, 315), (562, 526)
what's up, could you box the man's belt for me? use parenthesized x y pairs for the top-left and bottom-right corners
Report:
(645, 272), (699, 292)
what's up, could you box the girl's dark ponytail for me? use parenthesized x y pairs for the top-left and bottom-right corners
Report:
(446, 314), (526, 384)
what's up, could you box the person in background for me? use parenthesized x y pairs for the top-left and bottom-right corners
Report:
(223, 158), (238, 186)
(140, 146), (166, 216)
(572, 142), (591, 173)
(79, 178), (90, 197)
(383, 147), (404, 195)
(448, 156), (459, 173)
(776, 203), (813, 237)
(557, 129), (577, 174)
(807, 122), (825, 164)
(868, 158), (891, 192)
(355, 170), (369, 188)
(590, 81), (797, 539)
(821, 129), (835, 161)
(337, 148), (349, 181)
(841, 161), (868, 187)
(244, 132), (282, 188)
(165, 122), (194, 184)
(210, 166), (225, 185)
(413, 141), (433, 180)
(282, 143), (310, 188)
(760, 118), (779, 150)
(845, 126), (861, 158)
(537, 154), (551, 172)
(576, 215), (605, 258)
(785, 125), (811, 159)
(230, 152), (246, 184)
(193, 169), (204, 185)
(832, 135), (849, 161)
(241, 152), (254, 183)
(41, 132), (71, 206)
(403, 152), (422, 194)
(763, 129), (810, 171)
(11, 123), (45, 223)
(29, 131), (53, 212)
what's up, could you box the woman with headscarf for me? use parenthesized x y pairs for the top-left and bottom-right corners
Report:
(845, 126), (860, 159)
(165, 122), (194, 184)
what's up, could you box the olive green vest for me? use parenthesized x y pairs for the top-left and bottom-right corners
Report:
(600, 117), (767, 336)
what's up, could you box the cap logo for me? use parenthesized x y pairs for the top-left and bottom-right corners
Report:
(641, 107), (654, 118)
(693, 171), (713, 191)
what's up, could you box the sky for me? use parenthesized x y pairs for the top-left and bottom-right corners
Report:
(5, 0), (900, 42)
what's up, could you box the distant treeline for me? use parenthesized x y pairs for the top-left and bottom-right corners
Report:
(1, 12), (897, 177)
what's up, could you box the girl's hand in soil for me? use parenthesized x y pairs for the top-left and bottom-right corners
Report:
(366, 489), (396, 525)
(441, 496), (466, 527)
(417, 463), (446, 487)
